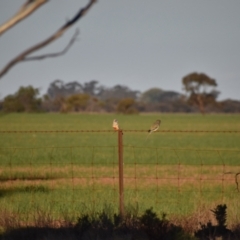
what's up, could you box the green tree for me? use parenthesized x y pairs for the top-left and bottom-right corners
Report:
(141, 88), (182, 103)
(66, 93), (90, 112)
(2, 95), (24, 112)
(141, 88), (164, 103)
(3, 86), (41, 112)
(116, 98), (138, 114)
(182, 72), (219, 114)
(98, 84), (139, 100)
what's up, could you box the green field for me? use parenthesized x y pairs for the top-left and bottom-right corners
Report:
(0, 113), (240, 226)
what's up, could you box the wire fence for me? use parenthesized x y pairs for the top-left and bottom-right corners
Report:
(0, 129), (239, 223)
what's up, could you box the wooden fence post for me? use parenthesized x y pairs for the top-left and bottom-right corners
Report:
(118, 129), (124, 217)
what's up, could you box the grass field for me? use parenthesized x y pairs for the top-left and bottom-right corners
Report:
(0, 113), (240, 227)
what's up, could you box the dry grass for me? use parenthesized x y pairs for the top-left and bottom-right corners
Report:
(1, 165), (238, 189)
(0, 165), (240, 237)
(1, 164), (239, 221)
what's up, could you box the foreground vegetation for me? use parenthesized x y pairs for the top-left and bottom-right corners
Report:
(0, 113), (240, 238)
(0, 205), (239, 240)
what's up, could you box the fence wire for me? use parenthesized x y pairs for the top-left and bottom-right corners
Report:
(1, 130), (240, 133)
(0, 130), (239, 223)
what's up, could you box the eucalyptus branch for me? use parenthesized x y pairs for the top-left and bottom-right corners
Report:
(23, 29), (79, 61)
(0, 0), (97, 79)
(0, 0), (47, 36)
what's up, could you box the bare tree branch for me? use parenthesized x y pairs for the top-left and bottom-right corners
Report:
(0, 0), (48, 36)
(224, 171), (240, 192)
(235, 172), (240, 192)
(23, 29), (80, 61)
(0, 0), (97, 79)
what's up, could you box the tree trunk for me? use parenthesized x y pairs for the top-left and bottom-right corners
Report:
(197, 94), (205, 115)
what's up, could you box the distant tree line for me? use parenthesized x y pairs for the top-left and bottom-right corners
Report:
(1, 73), (240, 114)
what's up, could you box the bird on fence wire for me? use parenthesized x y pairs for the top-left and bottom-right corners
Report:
(147, 119), (161, 139)
(112, 119), (119, 131)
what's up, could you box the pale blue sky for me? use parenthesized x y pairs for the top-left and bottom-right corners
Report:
(0, 0), (240, 100)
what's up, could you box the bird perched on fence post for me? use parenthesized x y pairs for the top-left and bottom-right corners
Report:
(112, 119), (119, 131)
(147, 119), (161, 138)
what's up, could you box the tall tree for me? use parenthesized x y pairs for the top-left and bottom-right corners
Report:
(47, 80), (83, 99)
(98, 85), (140, 100)
(141, 88), (182, 103)
(66, 93), (90, 112)
(182, 72), (219, 114)
(140, 88), (164, 103)
(82, 80), (100, 96)
(117, 98), (138, 114)
(2, 86), (41, 112)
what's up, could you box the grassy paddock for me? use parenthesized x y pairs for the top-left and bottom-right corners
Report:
(0, 113), (240, 226)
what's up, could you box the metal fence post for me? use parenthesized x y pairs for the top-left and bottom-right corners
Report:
(118, 129), (124, 217)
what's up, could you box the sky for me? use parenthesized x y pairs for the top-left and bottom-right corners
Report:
(0, 0), (240, 101)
